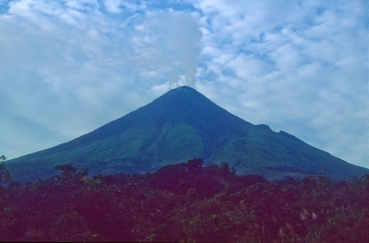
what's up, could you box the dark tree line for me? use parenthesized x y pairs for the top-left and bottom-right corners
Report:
(0, 158), (368, 242)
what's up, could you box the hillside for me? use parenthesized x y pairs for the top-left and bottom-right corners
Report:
(6, 86), (369, 182)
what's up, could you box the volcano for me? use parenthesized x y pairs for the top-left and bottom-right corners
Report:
(7, 86), (369, 182)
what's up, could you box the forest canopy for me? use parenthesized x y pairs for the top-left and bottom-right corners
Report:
(0, 158), (368, 242)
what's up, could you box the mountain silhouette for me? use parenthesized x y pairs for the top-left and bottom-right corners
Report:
(7, 86), (369, 182)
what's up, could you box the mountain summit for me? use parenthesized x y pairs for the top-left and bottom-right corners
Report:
(7, 86), (369, 182)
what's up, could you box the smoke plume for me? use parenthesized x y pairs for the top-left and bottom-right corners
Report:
(136, 12), (202, 89)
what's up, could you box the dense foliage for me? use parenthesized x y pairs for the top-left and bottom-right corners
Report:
(0, 158), (368, 242)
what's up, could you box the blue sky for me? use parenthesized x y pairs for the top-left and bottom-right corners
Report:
(0, 0), (368, 168)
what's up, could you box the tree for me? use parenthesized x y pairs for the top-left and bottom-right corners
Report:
(186, 158), (204, 173)
(54, 163), (88, 180)
(0, 155), (12, 185)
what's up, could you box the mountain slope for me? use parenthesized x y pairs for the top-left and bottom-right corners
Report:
(7, 86), (369, 182)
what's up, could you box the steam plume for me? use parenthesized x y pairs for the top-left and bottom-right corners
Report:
(156, 13), (202, 89)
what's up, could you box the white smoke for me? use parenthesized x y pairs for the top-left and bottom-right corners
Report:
(135, 12), (202, 89)
(169, 71), (179, 89)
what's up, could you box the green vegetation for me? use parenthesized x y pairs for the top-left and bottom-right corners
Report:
(6, 86), (369, 182)
(0, 155), (12, 186)
(1, 159), (368, 242)
(6, 121), (368, 183)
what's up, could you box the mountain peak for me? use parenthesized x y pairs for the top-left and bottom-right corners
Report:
(170, 85), (196, 92)
(7, 86), (369, 182)
(158, 85), (202, 103)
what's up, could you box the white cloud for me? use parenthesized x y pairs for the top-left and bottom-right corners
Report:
(193, 0), (368, 168)
(0, 0), (367, 169)
(103, 0), (125, 13)
(103, 0), (147, 13)
(0, 0), (202, 159)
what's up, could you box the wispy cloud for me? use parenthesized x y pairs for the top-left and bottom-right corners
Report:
(0, 0), (367, 168)
(0, 0), (202, 158)
(193, 0), (368, 167)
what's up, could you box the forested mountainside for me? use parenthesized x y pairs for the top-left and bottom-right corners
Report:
(7, 86), (369, 182)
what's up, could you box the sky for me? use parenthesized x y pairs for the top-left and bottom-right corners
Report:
(0, 0), (368, 169)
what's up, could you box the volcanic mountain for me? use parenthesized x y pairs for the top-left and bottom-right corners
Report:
(7, 86), (369, 182)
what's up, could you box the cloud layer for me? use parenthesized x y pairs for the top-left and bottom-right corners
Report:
(0, 0), (368, 168)
(193, 0), (368, 168)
